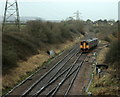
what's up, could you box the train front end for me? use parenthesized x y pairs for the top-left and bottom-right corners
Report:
(80, 41), (89, 52)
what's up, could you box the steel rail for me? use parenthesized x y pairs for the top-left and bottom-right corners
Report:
(33, 64), (71, 96)
(48, 49), (79, 83)
(45, 53), (84, 97)
(3, 44), (78, 97)
(21, 45), (78, 97)
(45, 65), (80, 97)
(32, 51), (81, 97)
(41, 64), (81, 97)
(64, 54), (87, 96)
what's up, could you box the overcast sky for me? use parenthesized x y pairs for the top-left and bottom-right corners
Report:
(0, 0), (119, 21)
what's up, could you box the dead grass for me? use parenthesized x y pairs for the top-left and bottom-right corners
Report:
(99, 40), (109, 44)
(89, 44), (119, 95)
(0, 77), (2, 96)
(2, 37), (80, 92)
(97, 47), (109, 64)
(90, 73), (119, 95)
(3, 51), (50, 89)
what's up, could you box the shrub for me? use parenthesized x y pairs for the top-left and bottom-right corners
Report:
(105, 39), (120, 79)
(105, 40), (120, 63)
(3, 48), (18, 69)
(3, 20), (84, 70)
(3, 24), (20, 33)
(104, 36), (111, 42)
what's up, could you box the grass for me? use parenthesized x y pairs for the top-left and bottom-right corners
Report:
(89, 71), (119, 95)
(88, 40), (120, 96)
(96, 47), (109, 64)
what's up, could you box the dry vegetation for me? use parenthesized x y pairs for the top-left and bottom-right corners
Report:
(86, 19), (118, 42)
(89, 45), (120, 95)
(2, 39), (80, 91)
(96, 47), (109, 64)
(2, 20), (84, 93)
(3, 20), (84, 71)
(88, 20), (119, 96)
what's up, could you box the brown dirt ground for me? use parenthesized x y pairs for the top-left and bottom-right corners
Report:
(69, 52), (95, 95)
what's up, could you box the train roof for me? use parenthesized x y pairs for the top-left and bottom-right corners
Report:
(81, 38), (98, 42)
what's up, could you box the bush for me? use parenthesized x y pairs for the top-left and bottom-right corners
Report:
(25, 20), (81, 44)
(105, 39), (120, 79)
(3, 49), (18, 68)
(3, 20), (84, 70)
(105, 40), (120, 63)
(2, 32), (38, 70)
(3, 24), (20, 33)
(104, 36), (111, 42)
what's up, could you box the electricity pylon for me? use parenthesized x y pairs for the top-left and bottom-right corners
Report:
(74, 10), (81, 20)
(2, 0), (20, 32)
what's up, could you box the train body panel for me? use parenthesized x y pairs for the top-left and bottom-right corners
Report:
(80, 38), (98, 52)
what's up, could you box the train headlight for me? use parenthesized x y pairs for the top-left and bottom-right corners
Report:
(80, 45), (83, 48)
(86, 45), (89, 48)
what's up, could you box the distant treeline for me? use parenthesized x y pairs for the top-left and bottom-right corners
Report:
(85, 19), (118, 42)
(2, 20), (84, 72)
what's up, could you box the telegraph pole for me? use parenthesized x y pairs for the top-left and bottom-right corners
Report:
(2, 0), (20, 32)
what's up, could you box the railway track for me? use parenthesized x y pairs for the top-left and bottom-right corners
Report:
(3, 44), (79, 97)
(5, 42), (94, 97)
(31, 53), (87, 97)
(3, 39), (108, 97)
(21, 51), (88, 97)
(21, 47), (80, 97)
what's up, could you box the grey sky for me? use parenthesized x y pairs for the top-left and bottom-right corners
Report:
(0, 0), (119, 21)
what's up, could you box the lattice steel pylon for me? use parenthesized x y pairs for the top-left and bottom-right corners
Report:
(2, 0), (20, 32)
(74, 10), (81, 20)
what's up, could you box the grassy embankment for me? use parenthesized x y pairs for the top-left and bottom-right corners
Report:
(2, 20), (84, 94)
(0, 23), (2, 96)
(86, 20), (119, 95)
(88, 36), (119, 95)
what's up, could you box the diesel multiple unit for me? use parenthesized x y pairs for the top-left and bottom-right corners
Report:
(80, 38), (98, 52)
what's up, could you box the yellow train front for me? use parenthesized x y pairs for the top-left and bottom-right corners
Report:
(80, 38), (98, 52)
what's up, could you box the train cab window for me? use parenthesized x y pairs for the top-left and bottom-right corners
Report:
(86, 42), (88, 45)
(81, 42), (83, 45)
(81, 41), (85, 45)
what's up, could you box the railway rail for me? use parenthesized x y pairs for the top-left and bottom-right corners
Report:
(21, 47), (80, 96)
(3, 39), (108, 97)
(4, 43), (89, 97)
(3, 44), (79, 97)
(33, 53), (85, 97)
(22, 52), (88, 97)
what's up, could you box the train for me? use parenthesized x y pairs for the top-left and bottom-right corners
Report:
(80, 38), (98, 52)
